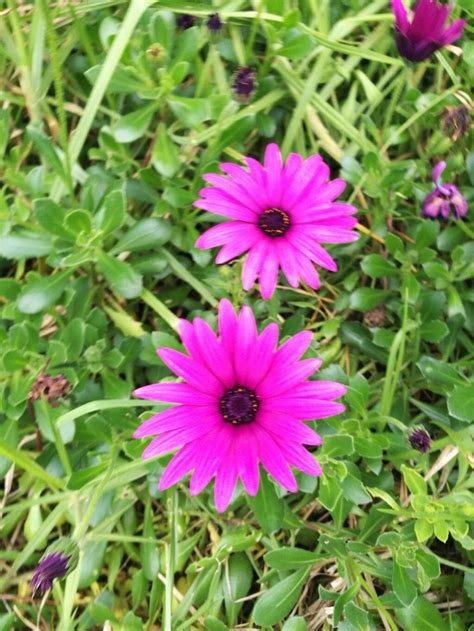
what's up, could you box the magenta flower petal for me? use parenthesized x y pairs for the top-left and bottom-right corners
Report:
(392, 0), (465, 62)
(194, 144), (358, 299)
(422, 162), (468, 220)
(134, 300), (346, 512)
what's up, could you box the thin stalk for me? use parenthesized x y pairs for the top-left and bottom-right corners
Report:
(42, 401), (73, 477)
(39, 0), (73, 193)
(73, 443), (119, 542)
(141, 288), (179, 330)
(164, 489), (178, 631)
(50, 0), (154, 201)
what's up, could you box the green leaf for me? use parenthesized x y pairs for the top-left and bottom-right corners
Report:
(417, 356), (464, 387)
(418, 320), (449, 343)
(0, 231), (53, 259)
(26, 125), (67, 182)
(278, 33), (314, 60)
(97, 252), (143, 299)
(247, 472), (284, 534)
(65, 209), (92, 234)
(414, 519), (433, 544)
(395, 596), (445, 630)
(361, 254), (398, 278)
(224, 553), (253, 628)
(96, 188), (126, 234)
(282, 616), (307, 631)
(253, 568), (309, 626)
(169, 96), (210, 127)
(16, 271), (70, 314)
(433, 520), (449, 543)
(392, 562), (417, 606)
(111, 103), (156, 143)
(349, 288), (389, 311)
(113, 218), (171, 253)
(152, 123), (180, 177)
(448, 385), (474, 422)
(34, 199), (75, 240)
(265, 547), (321, 571)
(401, 465), (427, 496)
(322, 434), (354, 458)
(141, 500), (160, 580)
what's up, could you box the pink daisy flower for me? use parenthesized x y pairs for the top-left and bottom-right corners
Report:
(194, 144), (358, 300)
(133, 299), (347, 512)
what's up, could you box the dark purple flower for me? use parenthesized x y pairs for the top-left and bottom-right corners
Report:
(392, 0), (465, 62)
(176, 14), (196, 30)
(232, 67), (256, 102)
(32, 552), (70, 594)
(409, 428), (431, 453)
(207, 13), (223, 33)
(422, 161), (468, 220)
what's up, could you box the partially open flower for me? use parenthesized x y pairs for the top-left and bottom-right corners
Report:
(207, 13), (223, 33)
(31, 540), (78, 595)
(176, 14), (196, 30)
(232, 67), (256, 102)
(391, 0), (465, 62)
(422, 161), (468, 220)
(409, 428), (431, 453)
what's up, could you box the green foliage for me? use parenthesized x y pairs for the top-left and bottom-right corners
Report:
(1, 0), (473, 629)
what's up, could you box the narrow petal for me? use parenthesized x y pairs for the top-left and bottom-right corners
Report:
(286, 229), (338, 272)
(276, 240), (300, 287)
(242, 239), (268, 291)
(142, 419), (217, 458)
(214, 445), (239, 512)
(195, 221), (256, 249)
(193, 198), (256, 221)
(189, 425), (231, 495)
(134, 405), (218, 438)
(439, 18), (465, 45)
(219, 162), (268, 207)
(257, 410), (323, 445)
(193, 317), (235, 387)
(157, 348), (224, 395)
(254, 426), (298, 492)
(236, 426), (260, 495)
(391, 0), (409, 32)
(259, 249), (280, 300)
(158, 443), (198, 490)
(218, 298), (238, 357)
(264, 144), (283, 206)
(133, 382), (216, 405)
(262, 398), (346, 420)
(258, 358), (322, 398)
(234, 305), (258, 384)
(244, 322), (279, 388)
(276, 440), (323, 476)
(285, 381), (348, 400)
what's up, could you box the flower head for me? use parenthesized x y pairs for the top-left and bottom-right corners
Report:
(232, 67), (256, 101)
(176, 14), (196, 30)
(391, 0), (465, 62)
(442, 105), (471, 142)
(409, 428), (431, 453)
(194, 144), (358, 299)
(207, 13), (223, 33)
(134, 300), (347, 512)
(422, 161), (467, 220)
(28, 373), (72, 408)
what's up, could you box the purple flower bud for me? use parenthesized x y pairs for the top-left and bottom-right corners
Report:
(206, 13), (223, 33)
(422, 162), (468, 220)
(32, 552), (71, 595)
(442, 106), (471, 141)
(232, 67), (256, 102)
(391, 0), (465, 63)
(409, 428), (431, 453)
(176, 14), (196, 30)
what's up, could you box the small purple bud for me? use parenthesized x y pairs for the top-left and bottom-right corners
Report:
(206, 13), (223, 33)
(232, 67), (256, 102)
(176, 14), (196, 30)
(409, 428), (431, 453)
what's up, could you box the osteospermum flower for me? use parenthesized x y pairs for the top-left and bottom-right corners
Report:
(194, 144), (358, 299)
(391, 0), (465, 62)
(422, 161), (467, 219)
(133, 300), (347, 512)
(31, 539), (78, 595)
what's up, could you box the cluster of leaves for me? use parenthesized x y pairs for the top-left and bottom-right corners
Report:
(0, 1), (473, 630)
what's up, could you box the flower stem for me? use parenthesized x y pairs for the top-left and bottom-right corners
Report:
(73, 443), (118, 542)
(164, 488), (178, 631)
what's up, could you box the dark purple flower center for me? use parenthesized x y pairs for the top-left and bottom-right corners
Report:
(258, 208), (290, 238)
(409, 428), (431, 453)
(176, 14), (196, 30)
(220, 386), (259, 425)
